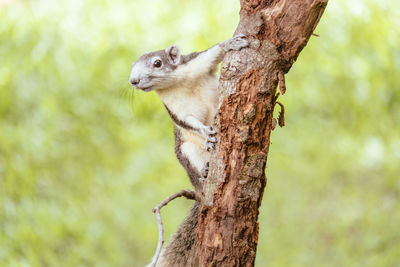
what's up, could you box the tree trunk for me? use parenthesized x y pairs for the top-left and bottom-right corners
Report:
(197, 0), (328, 266)
(156, 1), (328, 266)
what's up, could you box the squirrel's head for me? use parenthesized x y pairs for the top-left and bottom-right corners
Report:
(129, 45), (182, 91)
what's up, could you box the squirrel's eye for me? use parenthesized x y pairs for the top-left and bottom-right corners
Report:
(153, 59), (162, 68)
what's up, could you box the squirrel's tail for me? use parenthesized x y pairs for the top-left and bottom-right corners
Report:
(155, 201), (200, 267)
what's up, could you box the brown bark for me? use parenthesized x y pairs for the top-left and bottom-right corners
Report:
(197, 1), (328, 266)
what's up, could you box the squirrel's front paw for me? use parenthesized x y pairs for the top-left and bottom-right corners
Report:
(224, 34), (249, 52)
(201, 126), (217, 151)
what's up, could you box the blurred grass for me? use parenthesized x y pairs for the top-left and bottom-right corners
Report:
(0, 0), (399, 266)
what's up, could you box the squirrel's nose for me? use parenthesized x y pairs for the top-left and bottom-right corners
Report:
(130, 78), (140, 86)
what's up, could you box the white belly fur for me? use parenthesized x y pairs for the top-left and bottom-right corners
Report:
(156, 75), (219, 126)
(179, 128), (210, 173)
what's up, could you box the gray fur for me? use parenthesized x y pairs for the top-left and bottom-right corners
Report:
(174, 126), (203, 191)
(164, 105), (196, 132)
(181, 52), (201, 64)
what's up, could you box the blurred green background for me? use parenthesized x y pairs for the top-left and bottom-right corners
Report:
(1, 0), (399, 266)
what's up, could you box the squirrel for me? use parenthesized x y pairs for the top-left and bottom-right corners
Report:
(129, 35), (249, 193)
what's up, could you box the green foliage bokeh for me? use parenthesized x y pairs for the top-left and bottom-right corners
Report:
(0, 0), (399, 266)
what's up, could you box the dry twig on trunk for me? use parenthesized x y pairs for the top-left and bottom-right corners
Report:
(149, 190), (196, 267)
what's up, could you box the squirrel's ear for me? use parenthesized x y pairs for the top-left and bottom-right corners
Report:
(165, 45), (182, 65)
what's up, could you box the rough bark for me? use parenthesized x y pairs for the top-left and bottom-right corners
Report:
(197, 0), (328, 266)
(156, 0), (327, 266)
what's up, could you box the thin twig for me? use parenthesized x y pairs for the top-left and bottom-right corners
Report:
(149, 190), (197, 267)
(312, 32), (320, 37)
(274, 92), (280, 103)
